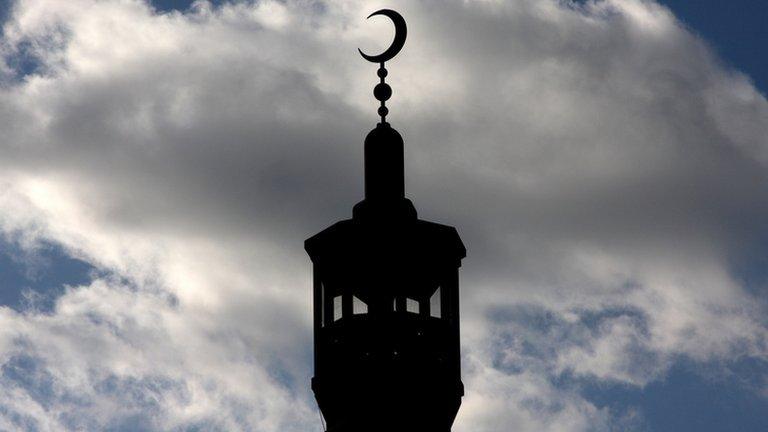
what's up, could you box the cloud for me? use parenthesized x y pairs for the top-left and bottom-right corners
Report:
(0, 0), (766, 430)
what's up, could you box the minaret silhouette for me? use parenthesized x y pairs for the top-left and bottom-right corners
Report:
(305, 9), (466, 432)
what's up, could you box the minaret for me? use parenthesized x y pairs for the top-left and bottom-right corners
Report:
(305, 9), (466, 432)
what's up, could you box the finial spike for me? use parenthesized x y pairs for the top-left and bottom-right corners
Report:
(359, 10), (406, 125)
(374, 62), (392, 123)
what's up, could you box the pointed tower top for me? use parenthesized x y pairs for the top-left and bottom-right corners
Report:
(353, 9), (415, 222)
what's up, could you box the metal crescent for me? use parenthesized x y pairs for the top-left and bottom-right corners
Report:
(358, 9), (407, 64)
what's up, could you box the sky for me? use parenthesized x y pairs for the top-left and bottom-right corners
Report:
(0, 0), (767, 431)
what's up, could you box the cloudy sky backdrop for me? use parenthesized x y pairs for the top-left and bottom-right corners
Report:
(0, 0), (767, 430)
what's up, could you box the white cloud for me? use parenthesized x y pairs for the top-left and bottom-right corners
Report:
(0, 0), (767, 430)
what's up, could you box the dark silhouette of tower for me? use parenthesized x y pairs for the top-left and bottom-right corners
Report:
(305, 9), (465, 432)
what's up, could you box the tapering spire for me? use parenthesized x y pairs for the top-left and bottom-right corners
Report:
(353, 9), (415, 221)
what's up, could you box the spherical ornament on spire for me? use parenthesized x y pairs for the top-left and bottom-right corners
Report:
(374, 83), (392, 102)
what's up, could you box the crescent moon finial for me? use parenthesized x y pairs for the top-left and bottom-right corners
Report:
(358, 9), (407, 64)
(359, 9), (407, 125)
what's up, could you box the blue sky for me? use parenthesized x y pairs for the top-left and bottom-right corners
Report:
(0, 238), (92, 312)
(0, 1), (767, 431)
(580, 359), (768, 431)
(661, 0), (768, 94)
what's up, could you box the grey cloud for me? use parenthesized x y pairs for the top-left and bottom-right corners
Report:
(0, 0), (766, 430)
